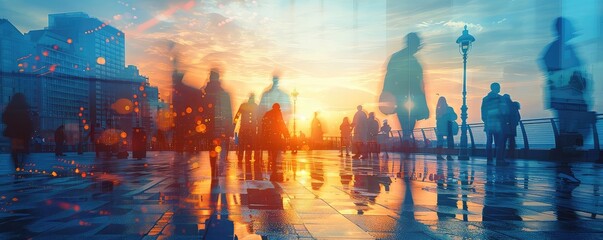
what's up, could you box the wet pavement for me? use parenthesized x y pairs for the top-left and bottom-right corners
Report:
(0, 150), (602, 239)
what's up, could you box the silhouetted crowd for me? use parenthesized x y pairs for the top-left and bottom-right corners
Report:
(0, 17), (595, 186)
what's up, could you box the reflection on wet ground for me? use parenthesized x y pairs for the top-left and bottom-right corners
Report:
(0, 151), (602, 239)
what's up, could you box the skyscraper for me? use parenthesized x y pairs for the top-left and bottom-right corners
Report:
(0, 13), (159, 152)
(45, 12), (126, 133)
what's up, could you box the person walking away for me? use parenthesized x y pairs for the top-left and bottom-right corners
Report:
(351, 105), (368, 159)
(261, 103), (290, 181)
(367, 112), (380, 158)
(2, 93), (33, 170)
(481, 83), (503, 163)
(482, 83), (510, 165)
(201, 69), (233, 178)
(339, 117), (352, 157)
(379, 33), (429, 151)
(54, 125), (67, 157)
(435, 96), (458, 160)
(310, 112), (324, 150)
(233, 93), (258, 162)
(503, 95), (521, 159)
(379, 120), (392, 158)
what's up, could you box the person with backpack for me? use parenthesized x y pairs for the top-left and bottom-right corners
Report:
(481, 83), (509, 165)
(503, 95), (521, 159)
(435, 96), (458, 160)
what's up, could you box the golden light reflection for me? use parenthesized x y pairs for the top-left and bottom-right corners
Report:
(96, 56), (106, 65)
(195, 124), (206, 133)
(99, 129), (121, 145)
(112, 98), (134, 114)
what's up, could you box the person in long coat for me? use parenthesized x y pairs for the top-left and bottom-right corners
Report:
(351, 105), (368, 159)
(233, 93), (258, 161)
(381, 32), (429, 145)
(201, 70), (233, 178)
(2, 93), (33, 170)
(435, 96), (457, 160)
(339, 117), (352, 157)
(261, 103), (289, 181)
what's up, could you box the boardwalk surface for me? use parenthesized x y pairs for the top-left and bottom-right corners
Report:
(0, 151), (602, 239)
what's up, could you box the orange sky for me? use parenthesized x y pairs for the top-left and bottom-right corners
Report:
(114, 1), (601, 136)
(6, 0), (592, 135)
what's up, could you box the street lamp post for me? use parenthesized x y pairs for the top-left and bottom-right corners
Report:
(291, 88), (299, 137)
(291, 88), (299, 154)
(456, 25), (475, 160)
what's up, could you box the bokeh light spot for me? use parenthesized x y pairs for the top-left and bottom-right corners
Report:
(96, 57), (106, 65)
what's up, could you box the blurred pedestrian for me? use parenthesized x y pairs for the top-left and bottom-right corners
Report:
(367, 112), (380, 157)
(2, 93), (33, 170)
(481, 83), (508, 165)
(54, 125), (66, 157)
(504, 95), (521, 158)
(339, 117), (352, 157)
(380, 33), (429, 148)
(202, 69), (233, 178)
(379, 120), (392, 158)
(351, 105), (368, 159)
(435, 96), (457, 160)
(233, 93), (258, 161)
(311, 112), (324, 150)
(261, 103), (290, 181)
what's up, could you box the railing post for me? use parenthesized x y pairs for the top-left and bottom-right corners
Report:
(550, 118), (559, 148)
(467, 125), (475, 154)
(421, 129), (428, 148)
(593, 120), (599, 152)
(411, 130), (416, 146)
(397, 130), (403, 151)
(519, 120), (529, 150)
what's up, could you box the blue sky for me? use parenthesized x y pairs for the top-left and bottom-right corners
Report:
(1, 0), (601, 134)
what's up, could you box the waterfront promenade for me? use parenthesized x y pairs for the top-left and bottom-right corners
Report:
(0, 151), (602, 239)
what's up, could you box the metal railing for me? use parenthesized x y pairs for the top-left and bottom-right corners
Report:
(386, 113), (603, 153)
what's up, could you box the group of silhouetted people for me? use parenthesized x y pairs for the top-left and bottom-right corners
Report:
(338, 105), (391, 159)
(0, 17), (595, 183)
(481, 83), (521, 165)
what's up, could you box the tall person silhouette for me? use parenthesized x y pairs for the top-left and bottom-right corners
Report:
(2, 93), (33, 170)
(201, 69), (233, 178)
(310, 112), (324, 149)
(233, 93), (258, 161)
(435, 96), (457, 160)
(540, 17), (593, 148)
(261, 103), (290, 181)
(481, 83), (508, 165)
(351, 105), (368, 159)
(380, 33), (429, 149)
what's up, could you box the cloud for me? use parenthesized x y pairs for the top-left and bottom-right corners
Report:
(443, 21), (484, 32)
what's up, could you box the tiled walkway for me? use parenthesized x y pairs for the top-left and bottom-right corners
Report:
(0, 151), (602, 239)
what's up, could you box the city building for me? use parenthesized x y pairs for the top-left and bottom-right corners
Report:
(0, 19), (35, 151)
(0, 14), (160, 152)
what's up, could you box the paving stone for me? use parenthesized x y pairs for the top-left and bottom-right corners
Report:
(0, 151), (602, 238)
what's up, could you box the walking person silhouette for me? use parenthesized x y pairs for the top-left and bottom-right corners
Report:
(379, 32), (429, 151)
(2, 93), (33, 170)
